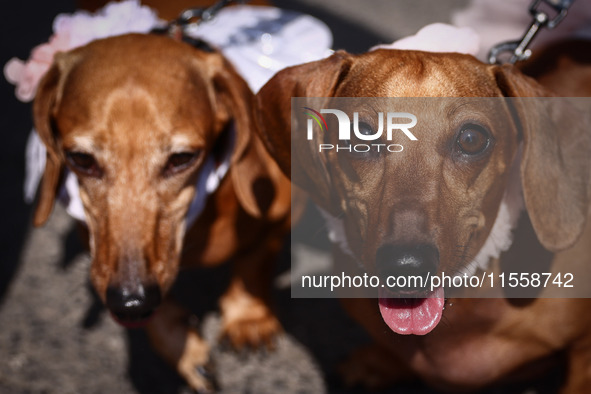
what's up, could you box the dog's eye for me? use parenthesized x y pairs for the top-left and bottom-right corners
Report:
(456, 125), (490, 155)
(163, 151), (200, 177)
(66, 152), (102, 177)
(356, 122), (374, 136)
(344, 122), (380, 160)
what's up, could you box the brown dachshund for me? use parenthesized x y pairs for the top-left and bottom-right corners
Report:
(33, 33), (291, 391)
(254, 45), (591, 392)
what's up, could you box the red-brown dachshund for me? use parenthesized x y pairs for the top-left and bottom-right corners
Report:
(33, 33), (292, 391)
(254, 46), (591, 392)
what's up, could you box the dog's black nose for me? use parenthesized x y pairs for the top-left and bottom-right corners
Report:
(376, 243), (439, 295)
(106, 283), (161, 324)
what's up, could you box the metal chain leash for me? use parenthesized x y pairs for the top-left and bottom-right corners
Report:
(488, 0), (575, 64)
(167, 0), (248, 39)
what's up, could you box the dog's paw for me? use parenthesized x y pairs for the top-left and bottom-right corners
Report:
(220, 302), (282, 349)
(177, 330), (218, 393)
(180, 362), (218, 394)
(338, 344), (412, 390)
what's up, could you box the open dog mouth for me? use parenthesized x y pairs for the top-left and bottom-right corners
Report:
(378, 286), (445, 335)
(374, 243), (444, 335)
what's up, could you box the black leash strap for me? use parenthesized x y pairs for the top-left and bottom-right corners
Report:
(488, 0), (575, 64)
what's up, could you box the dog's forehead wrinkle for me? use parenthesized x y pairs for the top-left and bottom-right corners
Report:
(169, 134), (199, 152)
(356, 51), (499, 97)
(61, 87), (209, 167)
(78, 36), (198, 81)
(63, 133), (98, 152)
(69, 64), (210, 129)
(98, 87), (175, 154)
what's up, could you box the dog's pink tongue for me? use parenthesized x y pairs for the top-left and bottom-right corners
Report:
(378, 287), (444, 335)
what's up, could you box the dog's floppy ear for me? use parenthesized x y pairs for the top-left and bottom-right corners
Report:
(209, 56), (268, 218)
(32, 52), (79, 226)
(494, 64), (591, 251)
(255, 51), (353, 213)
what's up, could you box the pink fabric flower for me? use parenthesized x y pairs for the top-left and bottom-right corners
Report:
(4, 0), (161, 102)
(4, 32), (72, 102)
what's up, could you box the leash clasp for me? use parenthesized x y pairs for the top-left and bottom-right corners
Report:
(488, 0), (574, 64)
(169, 0), (246, 36)
(154, 0), (248, 51)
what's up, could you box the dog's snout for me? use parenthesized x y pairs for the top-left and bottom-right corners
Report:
(106, 283), (161, 325)
(376, 244), (439, 295)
